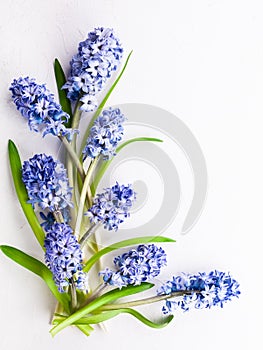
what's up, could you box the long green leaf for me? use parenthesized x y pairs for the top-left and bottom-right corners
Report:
(50, 282), (153, 336)
(83, 236), (175, 273)
(8, 140), (45, 248)
(80, 51), (133, 154)
(54, 58), (72, 127)
(0, 245), (70, 312)
(54, 308), (173, 329)
(90, 137), (163, 195)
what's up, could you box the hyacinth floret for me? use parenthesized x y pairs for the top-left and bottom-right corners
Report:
(44, 223), (86, 292)
(86, 182), (136, 231)
(10, 77), (74, 139)
(63, 27), (123, 112)
(83, 107), (126, 160)
(157, 270), (240, 314)
(100, 244), (167, 288)
(22, 154), (72, 212)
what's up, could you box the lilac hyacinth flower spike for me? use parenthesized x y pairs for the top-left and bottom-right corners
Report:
(22, 154), (72, 212)
(86, 182), (136, 231)
(10, 77), (74, 139)
(44, 223), (86, 293)
(100, 244), (167, 288)
(82, 107), (126, 160)
(63, 27), (123, 112)
(157, 270), (240, 314)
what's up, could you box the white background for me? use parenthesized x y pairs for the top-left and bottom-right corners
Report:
(0, 1), (261, 349)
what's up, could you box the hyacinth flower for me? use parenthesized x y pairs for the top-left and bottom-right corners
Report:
(100, 244), (167, 288)
(44, 223), (86, 304)
(22, 153), (72, 223)
(82, 107), (126, 160)
(157, 271), (241, 314)
(63, 27), (123, 112)
(10, 77), (73, 139)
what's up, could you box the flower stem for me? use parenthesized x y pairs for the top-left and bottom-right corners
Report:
(79, 223), (98, 248)
(99, 291), (195, 310)
(59, 135), (85, 181)
(70, 279), (77, 312)
(53, 210), (64, 224)
(71, 100), (83, 153)
(74, 157), (99, 239)
(83, 283), (108, 305)
(64, 99), (83, 225)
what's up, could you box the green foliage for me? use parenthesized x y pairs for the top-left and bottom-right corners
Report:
(50, 283), (154, 336)
(8, 140), (45, 248)
(54, 308), (173, 329)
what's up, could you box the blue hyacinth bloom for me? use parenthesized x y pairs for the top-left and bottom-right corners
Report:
(63, 27), (123, 112)
(22, 154), (72, 212)
(82, 107), (126, 160)
(157, 270), (240, 314)
(44, 223), (86, 292)
(86, 182), (136, 231)
(10, 77), (74, 139)
(100, 244), (167, 288)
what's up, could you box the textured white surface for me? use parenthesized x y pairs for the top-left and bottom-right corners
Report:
(0, 1), (261, 349)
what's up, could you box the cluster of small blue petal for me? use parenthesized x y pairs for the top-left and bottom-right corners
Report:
(83, 107), (125, 160)
(157, 270), (240, 314)
(100, 244), (167, 288)
(10, 77), (73, 139)
(22, 154), (72, 212)
(86, 182), (136, 231)
(44, 223), (85, 292)
(63, 27), (123, 112)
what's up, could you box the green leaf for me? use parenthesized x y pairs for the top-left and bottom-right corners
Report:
(80, 51), (133, 153)
(0, 245), (70, 312)
(83, 236), (175, 273)
(54, 308), (173, 329)
(50, 282), (153, 336)
(90, 137), (163, 195)
(54, 58), (72, 127)
(8, 140), (45, 248)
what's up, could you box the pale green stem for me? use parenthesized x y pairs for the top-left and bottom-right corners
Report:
(74, 157), (99, 239)
(83, 283), (108, 305)
(79, 223), (98, 248)
(59, 135), (85, 181)
(70, 281), (77, 312)
(64, 99), (83, 224)
(71, 100), (83, 153)
(99, 291), (196, 310)
(66, 150), (77, 224)
(53, 210), (64, 224)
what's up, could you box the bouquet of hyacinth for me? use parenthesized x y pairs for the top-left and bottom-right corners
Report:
(0, 27), (240, 337)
